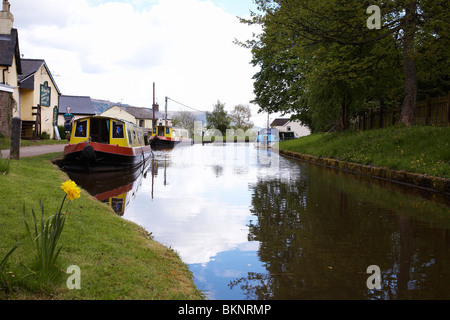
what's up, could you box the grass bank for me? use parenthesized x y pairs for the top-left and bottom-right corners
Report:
(0, 153), (203, 300)
(0, 137), (68, 151)
(279, 125), (450, 179)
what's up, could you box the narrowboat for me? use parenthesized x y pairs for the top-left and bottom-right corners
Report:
(62, 116), (152, 172)
(148, 125), (193, 150)
(255, 128), (280, 149)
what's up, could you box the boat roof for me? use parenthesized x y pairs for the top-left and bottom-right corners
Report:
(157, 125), (188, 131)
(75, 115), (138, 127)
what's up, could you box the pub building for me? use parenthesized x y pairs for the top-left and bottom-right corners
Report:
(0, 0), (61, 139)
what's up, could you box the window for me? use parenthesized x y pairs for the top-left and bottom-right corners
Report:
(127, 129), (133, 144)
(112, 122), (124, 139)
(287, 126), (291, 131)
(74, 120), (87, 137)
(90, 118), (110, 144)
(166, 127), (170, 135)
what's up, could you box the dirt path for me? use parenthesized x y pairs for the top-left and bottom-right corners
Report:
(1, 144), (67, 158)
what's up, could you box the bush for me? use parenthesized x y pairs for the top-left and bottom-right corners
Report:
(40, 131), (51, 140)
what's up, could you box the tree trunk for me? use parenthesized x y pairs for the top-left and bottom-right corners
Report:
(339, 94), (350, 131)
(400, 1), (418, 126)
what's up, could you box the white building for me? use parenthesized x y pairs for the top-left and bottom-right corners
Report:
(270, 118), (310, 139)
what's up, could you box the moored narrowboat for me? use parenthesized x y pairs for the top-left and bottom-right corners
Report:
(62, 116), (152, 172)
(149, 125), (193, 150)
(255, 128), (280, 149)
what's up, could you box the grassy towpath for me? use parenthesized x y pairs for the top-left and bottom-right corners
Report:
(0, 153), (203, 300)
(0, 137), (68, 150)
(279, 125), (450, 179)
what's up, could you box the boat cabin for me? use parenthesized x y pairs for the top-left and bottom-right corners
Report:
(70, 116), (145, 147)
(152, 126), (190, 140)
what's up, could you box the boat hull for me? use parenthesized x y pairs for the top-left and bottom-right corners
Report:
(149, 136), (193, 150)
(62, 141), (152, 172)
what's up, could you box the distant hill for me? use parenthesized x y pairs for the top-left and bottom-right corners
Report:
(91, 98), (130, 114)
(91, 98), (208, 124)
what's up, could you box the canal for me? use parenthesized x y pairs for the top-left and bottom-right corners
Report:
(68, 143), (450, 300)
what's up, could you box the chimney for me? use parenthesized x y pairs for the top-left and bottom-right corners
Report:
(0, 0), (14, 35)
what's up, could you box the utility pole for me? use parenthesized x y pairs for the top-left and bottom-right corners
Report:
(165, 96), (168, 126)
(152, 82), (156, 129)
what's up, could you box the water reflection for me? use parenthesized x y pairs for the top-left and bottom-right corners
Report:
(67, 143), (450, 300)
(66, 160), (150, 216)
(240, 164), (450, 300)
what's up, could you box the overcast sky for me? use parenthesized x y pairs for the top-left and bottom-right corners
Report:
(10, 0), (284, 128)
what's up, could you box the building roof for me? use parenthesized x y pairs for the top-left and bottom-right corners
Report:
(59, 95), (96, 115)
(18, 58), (61, 94)
(0, 28), (21, 74)
(18, 59), (44, 81)
(109, 105), (169, 120)
(271, 118), (290, 127)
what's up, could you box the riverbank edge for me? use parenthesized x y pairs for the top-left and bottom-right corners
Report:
(0, 154), (204, 300)
(278, 149), (450, 195)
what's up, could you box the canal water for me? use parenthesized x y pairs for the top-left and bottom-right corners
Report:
(68, 143), (450, 300)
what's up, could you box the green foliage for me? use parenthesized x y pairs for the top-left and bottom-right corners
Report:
(0, 228), (19, 294)
(206, 100), (231, 134)
(0, 154), (203, 299)
(23, 198), (68, 279)
(172, 111), (196, 137)
(280, 125), (450, 178)
(40, 131), (51, 140)
(241, 0), (449, 131)
(58, 125), (68, 140)
(0, 157), (10, 174)
(229, 104), (254, 131)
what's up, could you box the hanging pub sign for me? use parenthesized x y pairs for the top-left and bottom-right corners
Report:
(53, 105), (58, 126)
(40, 81), (51, 107)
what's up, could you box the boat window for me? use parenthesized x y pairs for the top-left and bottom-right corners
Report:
(113, 122), (124, 139)
(153, 128), (156, 134)
(127, 129), (133, 144)
(74, 120), (87, 138)
(157, 126), (164, 137)
(90, 118), (110, 144)
(133, 130), (137, 143)
(138, 132), (143, 144)
(166, 127), (170, 135)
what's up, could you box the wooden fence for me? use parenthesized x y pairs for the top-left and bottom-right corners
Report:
(352, 93), (450, 130)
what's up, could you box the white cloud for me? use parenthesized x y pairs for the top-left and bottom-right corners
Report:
(123, 144), (264, 265)
(12, 0), (273, 125)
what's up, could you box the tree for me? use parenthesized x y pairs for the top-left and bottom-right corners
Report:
(206, 100), (230, 134)
(172, 110), (196, 136)
(229, 104), (254, 131)
(239, 0), (449, 129)
(239, 0), (401, 131)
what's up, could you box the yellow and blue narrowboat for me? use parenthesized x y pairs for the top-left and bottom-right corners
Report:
(62, 116), (152, 172)
(149, 125), (193, 149)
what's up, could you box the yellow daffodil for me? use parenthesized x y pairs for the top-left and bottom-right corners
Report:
(61, 180), (81, 201)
